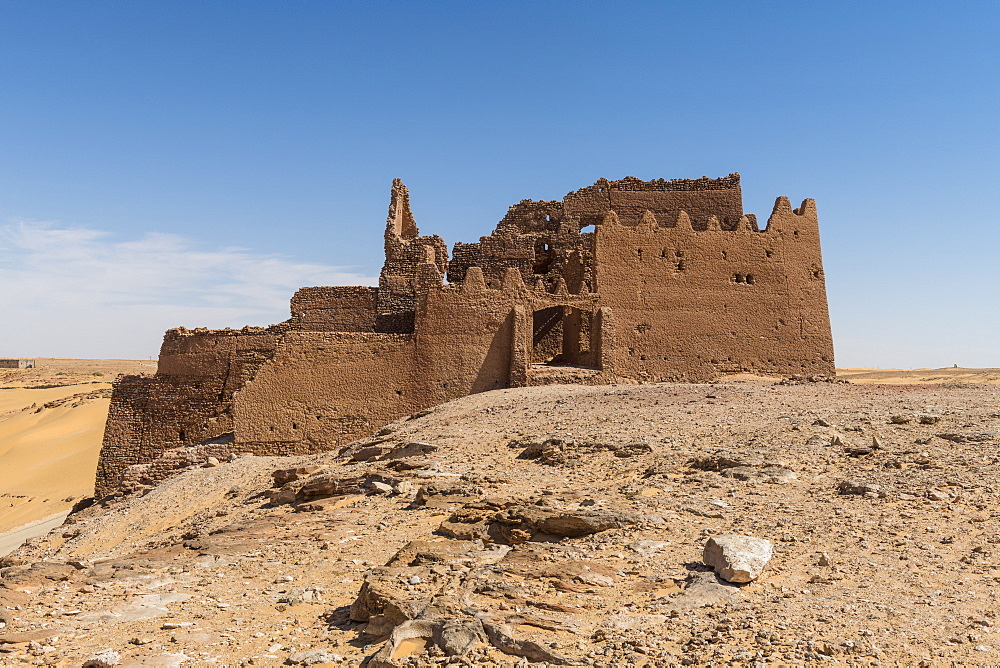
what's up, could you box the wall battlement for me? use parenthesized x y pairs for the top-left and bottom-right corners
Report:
(96, 174), (834, 497)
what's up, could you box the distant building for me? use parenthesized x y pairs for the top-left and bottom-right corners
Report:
(0, 358), (36, 369)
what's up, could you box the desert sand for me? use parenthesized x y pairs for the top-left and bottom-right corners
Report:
(0, 359), (152, 551)
(837, 367), (1000, 385)
(3, 370), (1000, 665)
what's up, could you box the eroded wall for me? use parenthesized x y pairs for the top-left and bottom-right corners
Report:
(95, 327), (282, 496)
(96, 173), (835, 498)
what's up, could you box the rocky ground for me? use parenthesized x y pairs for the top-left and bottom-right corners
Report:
(2, 378), (1000, 666)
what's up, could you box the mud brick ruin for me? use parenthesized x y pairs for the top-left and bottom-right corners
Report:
(96, 174), (834, 496)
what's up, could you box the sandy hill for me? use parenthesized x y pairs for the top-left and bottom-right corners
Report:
(0, 359), (153, 553)
(2, 377), (999, 665)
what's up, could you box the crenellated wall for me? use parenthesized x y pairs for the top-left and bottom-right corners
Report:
(95, 174), (834, 497)
(563, 174), (745, 229)
(593, 197), (833, 381)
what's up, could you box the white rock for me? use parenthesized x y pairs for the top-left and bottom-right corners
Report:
(703, 535), (773, 583)
(82, 650), (121, 668)
(288, 648), (343, 665)
(393, 480), (416, 496)
(370, 481), (394, 494)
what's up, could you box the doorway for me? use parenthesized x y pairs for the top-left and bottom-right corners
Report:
(531, 306), (593, 367)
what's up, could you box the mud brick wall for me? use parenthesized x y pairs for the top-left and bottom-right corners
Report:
(96, 173), (834, 497)
(95, 326), (282, 496)
(563, 174), (745, 228)
(290, 287), (377, 332)
(593, 198), (833, 381)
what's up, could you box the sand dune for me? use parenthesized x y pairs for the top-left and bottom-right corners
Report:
(0, 358), (150, 550)
(0, 393), (111, 535)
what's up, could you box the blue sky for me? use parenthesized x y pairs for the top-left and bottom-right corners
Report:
(1, 1), (997, 366)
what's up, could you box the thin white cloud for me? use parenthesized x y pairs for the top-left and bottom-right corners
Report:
(0, 220), (378, 359)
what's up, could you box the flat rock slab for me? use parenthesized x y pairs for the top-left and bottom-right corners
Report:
(660, 571), (741, 611)
(73, 592), (192, 624)
(601, 613), (669, 630)
(0, 629), (58, 644)
(119, 654), (190, 668)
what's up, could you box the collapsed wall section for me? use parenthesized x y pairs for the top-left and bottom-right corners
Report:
(378, 179), (449, 333)
(448, 174), (744, 298)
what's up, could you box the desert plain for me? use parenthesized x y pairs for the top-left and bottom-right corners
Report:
(1, 363), (1000, 666)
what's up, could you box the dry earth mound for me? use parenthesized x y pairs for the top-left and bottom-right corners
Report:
(3, 380), (1000, 666)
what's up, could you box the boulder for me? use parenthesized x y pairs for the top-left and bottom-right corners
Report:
(435, 618), (485, 656)
(703, 535), (773, 583)
(279, 586), (324, 605)
(299, 474), (364, 498)
(384, 441), (440, 460)
(350, 567), (429, 628)
(272, 465), (328, 486)
(350, 444), (392, 462)
(82, 650), (121, 667)
(414, 483), (481, 506)
(530, 508), (644, 537)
